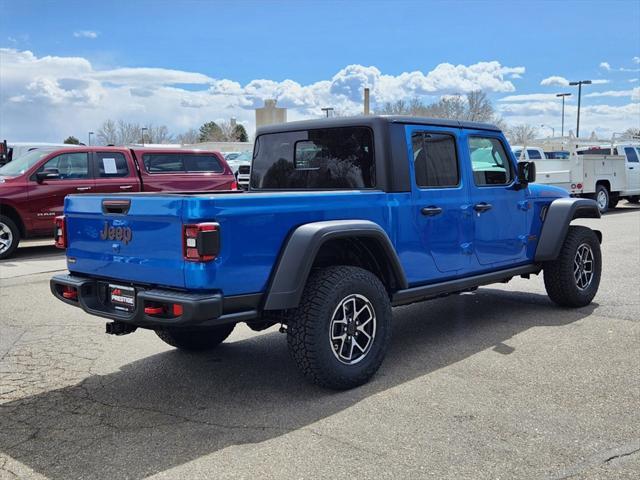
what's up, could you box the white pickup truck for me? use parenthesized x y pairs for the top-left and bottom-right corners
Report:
(512, 143), (640, 212)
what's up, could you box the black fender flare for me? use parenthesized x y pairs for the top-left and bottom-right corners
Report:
(263, 220), (408, 311)
(535, 197), (601, 262)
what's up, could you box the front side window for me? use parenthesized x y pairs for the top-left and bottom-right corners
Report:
(96, 152), (130, 177)
(411, 132), (459, 188)
(624, 147), (639, 163)
(469, 136), (514, 186)
(527, 149), (542, 160)
(251, 127), (375, 189)
(39, 152), (89, 179)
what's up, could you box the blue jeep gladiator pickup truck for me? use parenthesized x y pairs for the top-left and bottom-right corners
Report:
(51, 116), (602, 389)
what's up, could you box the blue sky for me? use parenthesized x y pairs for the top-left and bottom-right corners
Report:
(1, 0), (639, 141)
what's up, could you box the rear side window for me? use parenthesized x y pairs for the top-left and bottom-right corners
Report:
(251, 127), (375, 189)
(624, 147), (639, 163)
(411, 132), (459, 187)
(183, 154), (223, 172)
(143, 154), (223, 173)
(39, 152), (89, 179)
(527, 149), (542, 159)
(469, 137), (514, 186)
(96, 152), (130, 177)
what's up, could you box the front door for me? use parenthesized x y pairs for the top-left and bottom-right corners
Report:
(463, 132), (529, 269)
(28, 152), (94, 233)
(408, 126), (471, 281)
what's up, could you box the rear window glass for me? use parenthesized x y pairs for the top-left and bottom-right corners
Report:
(143, 154), (223, 173)
(251, 127), (375, 189)
(624, 147), (639, 163)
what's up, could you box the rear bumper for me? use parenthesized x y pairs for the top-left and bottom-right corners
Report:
(50, 274), (260, 329)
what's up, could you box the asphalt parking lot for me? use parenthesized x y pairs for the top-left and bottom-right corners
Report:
(0, 206), (638, 480)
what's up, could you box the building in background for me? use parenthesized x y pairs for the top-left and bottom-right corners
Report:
(255, 99), (287, 129)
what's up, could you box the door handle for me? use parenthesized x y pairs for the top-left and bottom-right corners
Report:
(119, 185), (133, 190)
(76, 186), (92, 191)
(630, 167), (635, 170)
(473, 202), (493, 213)
(421, 206), (443, 216)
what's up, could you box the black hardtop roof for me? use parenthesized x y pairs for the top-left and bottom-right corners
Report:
(255, 115), (501, 136)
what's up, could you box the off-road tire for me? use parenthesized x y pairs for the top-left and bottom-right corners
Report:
(543, 226), (601, 308)
(286, 266), (392, 390)
(0, 215), (20, 260)
(594, 184), (609, 213)
(156, 324), (235, 351)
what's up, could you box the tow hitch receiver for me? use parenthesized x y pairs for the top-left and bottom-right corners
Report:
(106, 322), (137, 336)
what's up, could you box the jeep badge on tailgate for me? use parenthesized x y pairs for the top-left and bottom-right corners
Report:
(100, 222), (132, 244)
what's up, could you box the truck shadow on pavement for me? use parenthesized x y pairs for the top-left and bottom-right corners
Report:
(0, 288), (596, 479)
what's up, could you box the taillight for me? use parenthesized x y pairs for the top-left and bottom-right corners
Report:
(183, 223), (219, 262)
(230, 180), (238, 190)
(54, 216), (67, 248)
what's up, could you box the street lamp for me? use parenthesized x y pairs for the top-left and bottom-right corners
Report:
(141, 127), (148, 146)
(321, 107), (334, 118)
(568, 80), (591, 138)
(556, 93), (571, 138)
(540, 124), (555, 138)
(88, 131), (94, 146)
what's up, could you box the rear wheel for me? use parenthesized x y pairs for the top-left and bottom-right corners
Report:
(543, 226), (601, 308)
(594, 184), (609, 213)
(286, 266), (392, 390)
(156, 324), (235, 351)
(0, 215), (20, 260)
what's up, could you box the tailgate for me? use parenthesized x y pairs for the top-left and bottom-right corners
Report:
(64, 194), (186, 289)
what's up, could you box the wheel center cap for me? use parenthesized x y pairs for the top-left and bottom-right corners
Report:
(346, 322), (356, 336)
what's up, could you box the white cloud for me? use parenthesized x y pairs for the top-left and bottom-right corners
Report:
(540, 76), (608, 87)
(0, 48), (529, 141)
(499, 93), (566, 102)
(599, 62), (611, 71)
(540, 76), (569, 87)
(629, 78), (639, 83)
(585, 88), (640, 99)
(73, 30), (99, 39)
(633, 56), (640, 64)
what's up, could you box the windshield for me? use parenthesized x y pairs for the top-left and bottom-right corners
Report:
(235, 151), (252, 162)
(0, 149), (52, 176)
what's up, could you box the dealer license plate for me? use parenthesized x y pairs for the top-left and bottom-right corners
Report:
(109, 284), (135, 312)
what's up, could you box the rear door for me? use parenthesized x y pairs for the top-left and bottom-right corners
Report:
(91, 151), (141, 194)
(462, 131), (529, 270)
(28, 151), (94, 233)
(407, 125), (472, 280)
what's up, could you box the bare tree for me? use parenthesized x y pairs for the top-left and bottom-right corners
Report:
(176, 128), (200, 145)
(117, 120), (142, 145)
(97, 119), (117, 145)
(623, 127), (640, 138)
(143, 124), (174, 144)
(507, 124), (539, 146)
(378, 90), (498, 124)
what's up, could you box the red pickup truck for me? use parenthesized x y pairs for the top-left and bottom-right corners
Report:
(0, 146), (237, 259)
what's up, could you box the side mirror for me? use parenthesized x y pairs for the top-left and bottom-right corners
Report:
(36, 169), (60, 183)
(517, 161), (536, 185)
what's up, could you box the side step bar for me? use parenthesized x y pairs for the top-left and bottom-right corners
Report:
(391, 265), (541, 307)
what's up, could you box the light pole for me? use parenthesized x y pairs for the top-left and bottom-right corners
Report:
(569, 80), (591, 138)
(321, 107), (334, 118)
(141, 127), (148, 146)
(540, 124), (555, 138)
(88, 131), (94, 146)
(556, 93), (571, 138)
